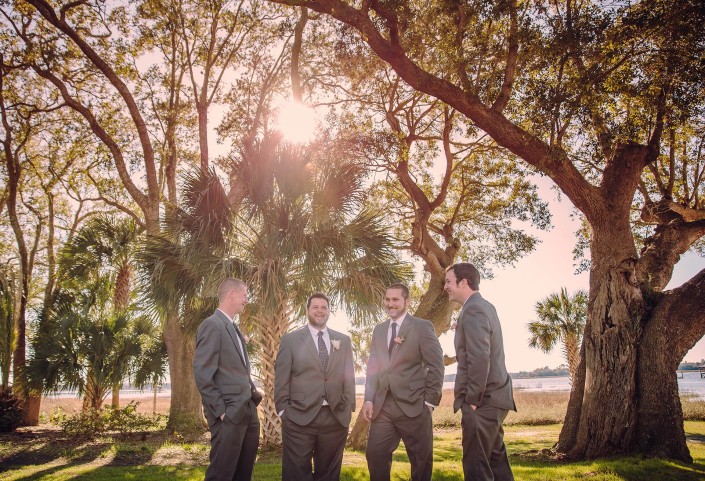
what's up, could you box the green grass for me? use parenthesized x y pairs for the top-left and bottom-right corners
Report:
(2, 423), (705, 480)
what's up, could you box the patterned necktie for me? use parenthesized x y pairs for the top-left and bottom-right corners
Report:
(389, 322), (397, 356)
(318, 331), (329, 370)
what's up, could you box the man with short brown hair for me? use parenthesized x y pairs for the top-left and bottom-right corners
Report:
(362, 284), (444, 481)
(445, 263), (515, 481)
(275, 293), (355, 481)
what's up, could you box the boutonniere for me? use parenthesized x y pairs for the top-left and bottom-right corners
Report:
(393, 334), (405, 349)
(331, 339), (341, 351)
(242, 334), (250, 344)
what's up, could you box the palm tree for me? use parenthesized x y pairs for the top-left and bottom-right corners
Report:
(132, 335), (168, 414)
(60, 215), (141, 407)
(140, 133), (409, 445)
(138, 168), (240, 431)
(528, 288), (588, 381)
(24, 279), (160, 410)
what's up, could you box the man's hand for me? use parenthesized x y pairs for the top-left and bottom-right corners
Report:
(471, 405), (477, 411)
(362, 401), (374, 422)
(428, 405), (434, 414)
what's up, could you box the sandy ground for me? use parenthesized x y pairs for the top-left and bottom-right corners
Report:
(40, 393), (172, 416)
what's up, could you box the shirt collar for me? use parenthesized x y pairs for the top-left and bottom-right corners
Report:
(390, 312), (407, 327)
(217, 308), (234, 323)
(307, 323), (328, 336)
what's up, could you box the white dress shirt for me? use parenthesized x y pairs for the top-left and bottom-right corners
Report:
(387, 312), (407, 345)
(385, 312), (436, 410)
(217, 308), (245, 359)
(308, 323), (331, 354)
(309, 324), (330, 406)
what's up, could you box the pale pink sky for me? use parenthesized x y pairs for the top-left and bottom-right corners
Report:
(328, 179), (705, 372)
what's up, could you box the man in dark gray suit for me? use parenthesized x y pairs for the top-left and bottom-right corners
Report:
(274, 292), (355, 481)
(194, 278), (262, 481)
(362, 283), (444, 481)
(445, 263), (516, 481)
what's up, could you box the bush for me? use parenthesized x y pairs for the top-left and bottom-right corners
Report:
(0, 386), (24, 432)
(104, 401), (165, 434)
(56, 401), (165, 436)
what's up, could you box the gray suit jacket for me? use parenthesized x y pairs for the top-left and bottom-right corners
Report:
(193, 310), (259, 427)
(453, 292), (516, 412)
(364, 314), (444, 419)
(274, 326), (356, 427)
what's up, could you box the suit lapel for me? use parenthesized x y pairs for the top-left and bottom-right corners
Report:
(377, 320), (392, 367)
(216, 310), (247, 368)
(326, 329), (341, 374)
(460, 293), (481, 319)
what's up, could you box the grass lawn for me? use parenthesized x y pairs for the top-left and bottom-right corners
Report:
(2, 422), (705, 480)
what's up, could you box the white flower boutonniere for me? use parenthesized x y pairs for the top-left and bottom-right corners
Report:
(331, 339), (341, 351)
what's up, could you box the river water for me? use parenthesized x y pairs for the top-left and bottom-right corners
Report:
(507, 371), (705, 399)
(47, 371), (705, 400)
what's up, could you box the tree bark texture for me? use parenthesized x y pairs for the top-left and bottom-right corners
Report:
(82, 369), (107, 411)
(571, 258), (642, 458)
(636, 270), (705, 461)
(563, 331), (580, 382)
(163, 315), (203, 431)
(111, 383), (121, 409)
(346, 412), (369, 451)
(252, 307), (290, 446)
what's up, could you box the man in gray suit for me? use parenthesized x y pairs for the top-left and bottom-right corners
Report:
(274, 292), (355, 481)
(362, 283), (444, 481)
(194, 278), (262, 481)
(445, 263), (516, 481)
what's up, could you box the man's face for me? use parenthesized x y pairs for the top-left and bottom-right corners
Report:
(444, 270), (467, 304)
(384, 288), (408, 321)
(230, 287), (249, 315)
(307, 297), (330, 329)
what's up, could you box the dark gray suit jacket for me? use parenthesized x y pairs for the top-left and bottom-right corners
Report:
(194, 310), (258, 426)
(274, 326), (356, 427)
(453, 292), (516, 412)
(364, 314), (444, 419)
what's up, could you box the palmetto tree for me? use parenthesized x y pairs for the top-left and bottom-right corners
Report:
(140, 133), (408, 445)
(60, 216), (141, 407)
(25, 279), (159, 410)
(528, 288), (588, 381)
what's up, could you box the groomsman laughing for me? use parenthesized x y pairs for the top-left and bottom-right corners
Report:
(362, 283), (444, 481)
(275, 293), (356, 481)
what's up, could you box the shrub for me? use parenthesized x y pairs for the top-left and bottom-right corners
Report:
(57, 401), (165, 436)
(0, 386), (23, 432)
(104, 401), (165, 434)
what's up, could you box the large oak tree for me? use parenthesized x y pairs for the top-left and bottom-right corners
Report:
(268, 0), (705, 460)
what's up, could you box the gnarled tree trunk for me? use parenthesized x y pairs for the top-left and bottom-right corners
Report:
(636, 270), (705, 461)
(559, 213), (644, 458)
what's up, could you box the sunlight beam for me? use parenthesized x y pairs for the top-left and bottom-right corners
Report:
(274, 100), (318, 144)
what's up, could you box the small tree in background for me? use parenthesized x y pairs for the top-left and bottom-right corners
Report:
(528, 288), (588, 382)
(0, 268), (18, 389)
